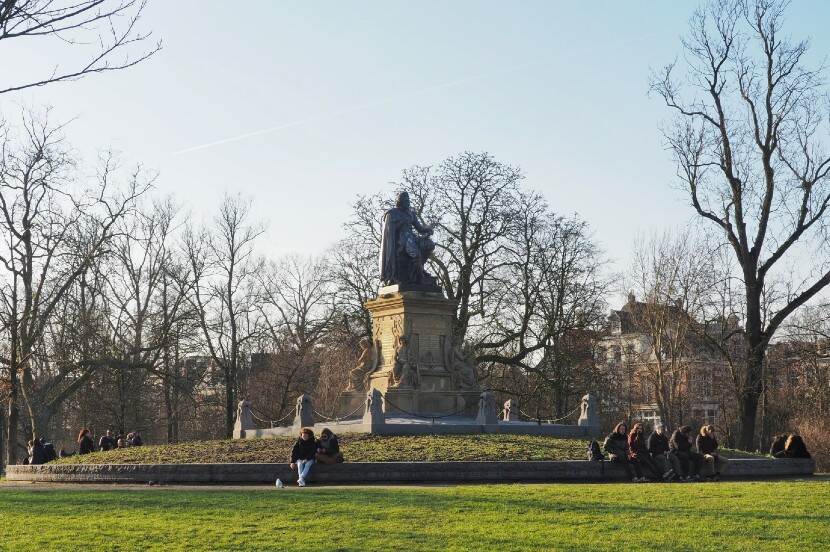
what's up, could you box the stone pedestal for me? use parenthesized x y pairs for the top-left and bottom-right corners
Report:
(364, 290), (479, 417)
(336, 391), (366, 419)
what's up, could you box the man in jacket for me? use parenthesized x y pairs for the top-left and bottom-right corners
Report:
(647, 422), (681, 480)
(670, 425), (703, 481)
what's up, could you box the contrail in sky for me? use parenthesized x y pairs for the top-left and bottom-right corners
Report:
(172, 33), (657, 156)
(171, 62), (536, 156)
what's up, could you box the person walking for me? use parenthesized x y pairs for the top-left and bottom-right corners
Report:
(289, 427), (317, 487)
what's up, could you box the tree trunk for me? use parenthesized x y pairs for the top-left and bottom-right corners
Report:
(225, 366), (235, 438)
(739, 283), (765, 450)
(0, 404), (5, 471)
(6, 378), (19, 466)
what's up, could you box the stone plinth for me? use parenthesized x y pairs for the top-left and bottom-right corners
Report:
(364, 291), (479, 417)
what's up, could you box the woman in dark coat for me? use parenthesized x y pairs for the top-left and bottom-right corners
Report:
(774, 434), (811, 459)
(77, 428), (95, 455)
(603, 421), (643, 482)
(628, 423), (662, 480)
(289, 427), (317, 486)
(769, 434), (787, 457)
(315, 428), (343, 464)
(696, 425), (728, 480)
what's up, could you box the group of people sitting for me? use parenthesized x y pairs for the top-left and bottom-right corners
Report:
(77, 428), (144, 455)
(288, 427), (343, 487)
(603, 421), (722, 482)
(602, 421), (811, 483)
(23, 437), (59, 465)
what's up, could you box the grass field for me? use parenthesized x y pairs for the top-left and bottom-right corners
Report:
(0, 479), (827, 551)
(50, 434), (762, 465)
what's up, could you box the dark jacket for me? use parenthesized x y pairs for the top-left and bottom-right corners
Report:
(99, 435), (116, 451)
(774, 438), (811, 459)
(78, 435), (95, 455)
(769, 435), (787, 457)
(647, 431), (670, 456)
(696, 434), (718, 455)
(670, 430), (691, 453)
(128, 434), (143, 447)
(290, 437), (317, 463)
(628, 432), (649, 460)
(603, 432), (629, 459)
(29, 441), (47, 465)
(316, 435), (340, 457)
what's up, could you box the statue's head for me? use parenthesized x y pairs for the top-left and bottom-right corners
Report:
(395, 191), (410, 210)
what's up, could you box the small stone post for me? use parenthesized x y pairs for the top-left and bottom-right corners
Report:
(293, 393), (314, 429)
(577, 393), (600, 434)
(476, 390), (498, 425)
(232, 398), (255, 439)
(503, 399), (520, 422)
(363, 388), (386, 431)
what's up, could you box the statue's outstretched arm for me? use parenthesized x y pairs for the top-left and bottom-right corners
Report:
(411, 210), (433, 235)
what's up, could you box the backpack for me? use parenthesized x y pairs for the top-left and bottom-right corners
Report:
(587, 440), (605, 461)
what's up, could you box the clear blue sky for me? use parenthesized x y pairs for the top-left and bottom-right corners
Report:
(2, 1), (829, 276)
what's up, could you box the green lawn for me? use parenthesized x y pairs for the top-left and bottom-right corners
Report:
(50, 434), (763, 465)
(0, 480), (827, 551)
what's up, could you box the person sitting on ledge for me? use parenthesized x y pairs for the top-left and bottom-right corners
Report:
(127, 431), (143, 447)
(769, 434), (788, 457)
(696, 425), (728, 481)
(99, 429), (116, 452)
(670, 425), (702, 481)
(628, 422), (662, 481)
(647, 422), (680, 481)
(77, 428), (95, 455)
(315, 428), (343, 465)
(774, 434), (811, 459)
(116, 438), (127, 449)
(603, 421), (644, 482)
(290, 427), (317, 487)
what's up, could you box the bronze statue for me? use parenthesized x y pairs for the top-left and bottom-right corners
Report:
(379, 191), (440, 291)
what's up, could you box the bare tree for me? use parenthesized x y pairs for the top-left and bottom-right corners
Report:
(0, 112), (147, 462)
(651, 0), (830, 449)
(254, 255), (336, 419)
(0, 0), (160, 95)
(624, 231), (713, 426)
(185, 195), (263, 438)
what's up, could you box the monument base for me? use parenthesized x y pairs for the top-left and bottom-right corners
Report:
(336, 391), (366, 419)
(382, 388), (479, 417)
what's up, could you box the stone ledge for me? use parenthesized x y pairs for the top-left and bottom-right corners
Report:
(5, 458), (815, 484)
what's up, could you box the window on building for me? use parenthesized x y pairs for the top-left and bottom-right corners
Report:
(690, 368), (713, 397)
(692, 408), (717, 426)
(638, 409), (661, 429)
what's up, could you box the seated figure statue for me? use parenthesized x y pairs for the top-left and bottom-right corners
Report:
(379, 191), (440, 292)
